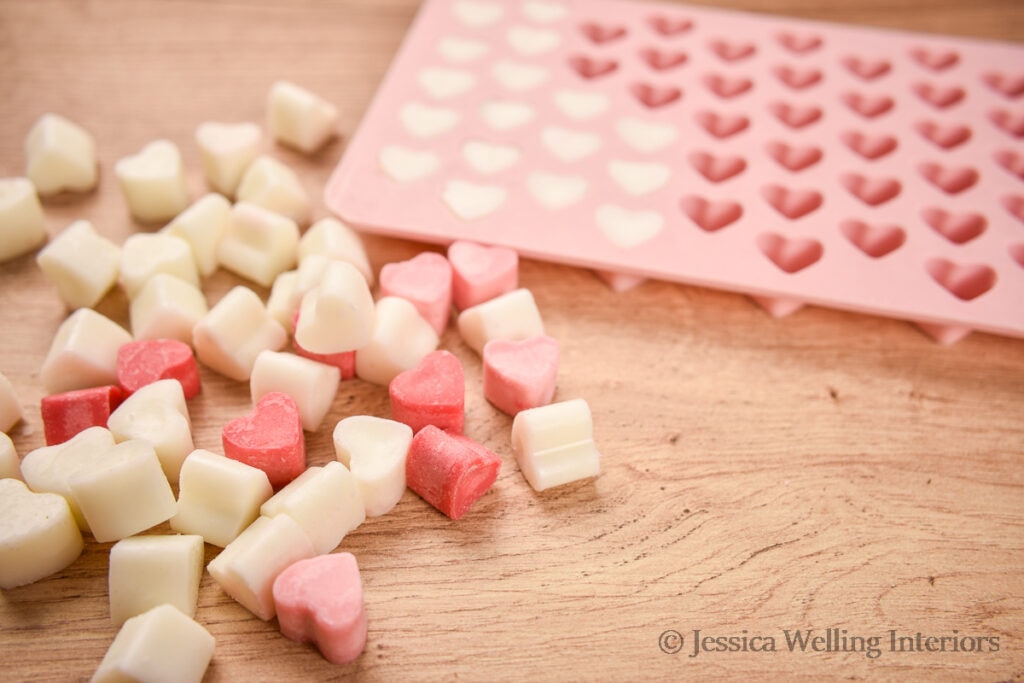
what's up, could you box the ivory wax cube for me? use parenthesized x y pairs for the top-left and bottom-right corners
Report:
(195, 121), (261, 198)
(0, 177), (46, 262)
(266, 270), (301, 332)
(235, 156), (310, 225)
(355, 297), (439, 386)
(260, 461), (364, 555)
(170, 449), (273, 547)
(250, 351), (339, 432)
(68, 439), (177, 543)
(0, 478), (83, 589)
(25, 113), (98, 195)
(267, 81), (339, 154)
(114, 140), (189, 223)
(0, 371), (24, 433)
(207, 513), (316, 620)
(298, 217), (374, 285)
(107, 379), (193, 484)
(457, 288), (545, 354)
(294, 260), (375, 355)
(511, 398), (601, 491)
(162, 193), (230, 277)
(108, 534), (204, 625)
(192, 286), (288, 381)
(0, 433), (20, 480)
(41, 308), (133, 394)
(130, 274), (208, 344)
(218, 201), (299, 287)
(120, 232), (199, 299)
(36, 220), (121, 309)
(92, 604), (214, 683)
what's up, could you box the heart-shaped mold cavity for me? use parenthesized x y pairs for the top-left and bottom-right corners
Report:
(696, 110), (750, 139)
(757, 233), (824, 273)
(916, 121), (972, 149)
(680, 195), (743, 232)
(709, 39), (756, 62)
(1009, 243), (1024, 269)
(648, 15), (694, 37)
(842, 92), (895, 118)
(631, 83), (682, 108)
(919, 162), (979, 194)
(777, 32), (823, 54)
(840, 219), (906, 258)
(688, 151), (747, 183)
(912, 82), (966, 109)
(982, 71), (1024, 99)
(921, 208), (986, 245)
(1004, 195), (1024, 223)
(909, 46), (960, 72)
(770, 102), (822, 129)
(994, 149), (1024, 180)
(568, 55), (619, 80)
(841, 173), (901, 206)
(580, 22), (627, 44)
(842, 55), (891, 81)
(775, 65), (822, 90)
(639, 47), (687, 71)
(925, 258), (996, 301)
(989, 109), (1024, 138)
(765, 141), (822, 171)
(762, 184), (823, 219)
(840, 131), (898, 160)
(704, 73), (753, 99)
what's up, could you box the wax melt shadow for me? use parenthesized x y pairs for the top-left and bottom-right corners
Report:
(528, 477), (603, 514)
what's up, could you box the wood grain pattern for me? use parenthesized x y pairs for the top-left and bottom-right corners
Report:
(1, 0), (1023, 680)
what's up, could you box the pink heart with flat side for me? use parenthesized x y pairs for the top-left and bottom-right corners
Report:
(222, 392), (305, 489)
(272, 552), (367, 665)
(379, 251), (452, 337)
(389, 349), (464, 434)
(446, 240), (518, 311)
(483, 335), (559, 416)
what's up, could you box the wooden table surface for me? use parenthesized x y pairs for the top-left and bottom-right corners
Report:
(2, 0), (1023, 680)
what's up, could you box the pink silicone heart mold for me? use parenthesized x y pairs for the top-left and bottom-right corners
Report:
(568, 55), (618, 79)
(770, 102), (822, 129)
(840, 220), (906, 258)
(696, 110), (749, 138)
(1009, 243), (1024, 269)
(925, 258), (996, 301)
(762, 184), (823, 219)
(709, 38), (756, 62)
(990, 109), (1024, 138)
(912, 82), (965, 109)
(1004, 195), (1024, 223)
(776, 31), (822, 54)
(639, 47), (687, 71)
(841, 173), (901, 206)
(648, 15), (693, 37)
(581, 22), (627, 44)
(631, 83), (682, 108)
(916, 121), (971, 149)
(921, 208), (986, 245)
(842, 92), (894, 118)
(994, 149), (1024, 180)
(689, 151), (746, 183)
(705, 73), (753, 99)
(680, 196), (743, 232)
(765, 141), (822, 172)
(982, 71), (1024, 99)
(842, 55), (890, 81)
(757, 233), (824, 273)
(841, 131), (898, 160)
(775, 65), (822, 90)
(919, 162), (979, 194)
(910, 46), (960, 71)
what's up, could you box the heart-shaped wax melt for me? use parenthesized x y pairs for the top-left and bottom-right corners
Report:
(595, 204), (663, 248)
(379, 252), (453, 336)
(0, 478), (84, 589)
(272, 552), (367, 665)
(483, 335), (559, 416)
(447, 240), (518, 311)
(117, 338), (201, 399)
(222, 392), (305, 489)
(526, 171), (588, 210)
(389, 350), (465, 434)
